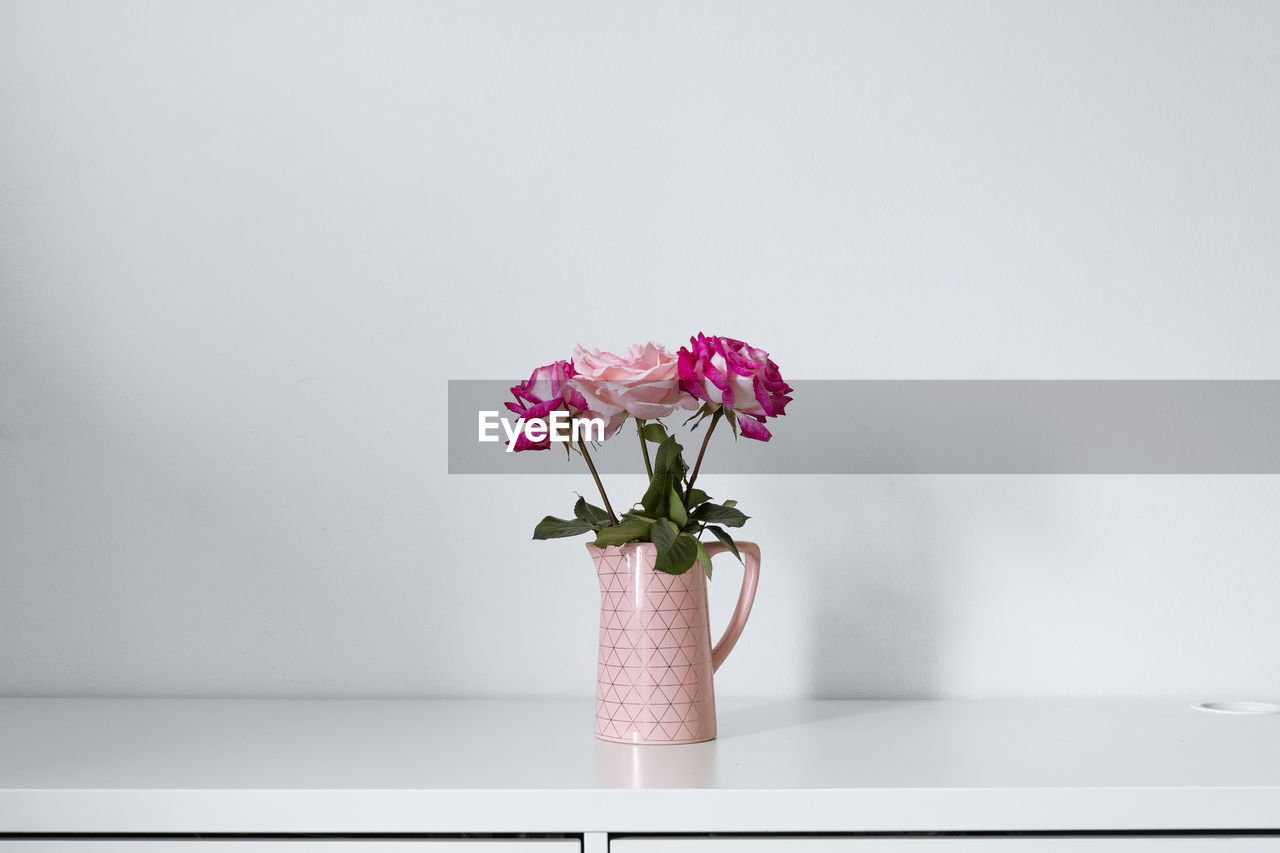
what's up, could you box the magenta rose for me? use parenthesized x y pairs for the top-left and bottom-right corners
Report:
(568, 342), (700, 421)
(505, 360), (624, 452)
(677, 333), (793, 441)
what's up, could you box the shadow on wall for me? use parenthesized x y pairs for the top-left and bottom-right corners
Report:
(805, 476), (947, 699)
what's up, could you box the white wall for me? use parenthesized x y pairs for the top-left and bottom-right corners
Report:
(2, 0), (1278, 700)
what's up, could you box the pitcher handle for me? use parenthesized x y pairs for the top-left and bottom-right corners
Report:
(703, 541), (761, 672)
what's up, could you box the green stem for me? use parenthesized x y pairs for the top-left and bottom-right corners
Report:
(578, 438), (619, 525)
(636, 418), (654, 480)
(684, 408), (723, 508)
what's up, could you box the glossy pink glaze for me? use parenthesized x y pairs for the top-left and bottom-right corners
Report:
(590, 540), (761, 744)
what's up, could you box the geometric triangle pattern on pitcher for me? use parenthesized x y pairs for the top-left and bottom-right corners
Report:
(593, 545), (718, 744)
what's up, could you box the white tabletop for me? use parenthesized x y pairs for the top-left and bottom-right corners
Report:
(1, 698), (1277, 833)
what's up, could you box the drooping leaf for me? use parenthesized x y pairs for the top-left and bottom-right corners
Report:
(664, 532), (701, 575)
(653, 519), (699, 574)
(652, 435), (685, 479)
(640, 469), (669, 518)
(694, 536), (714, 580)
(691, 502), (749, 528)
(641, 435), (687, 519)
(704, 525), (742, 562)
(593, 516), (653, 547)
(573, 496), (610, 528)
(641, 422), (669, 443)
(685, 488), (711, 507)
(533, 515), (595, 540)
(650, 517), (678, 572)
(622, 511), (657, 523)
(667, 485), (687, 527)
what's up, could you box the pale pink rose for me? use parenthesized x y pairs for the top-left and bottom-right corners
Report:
(568, 342), (700, 421)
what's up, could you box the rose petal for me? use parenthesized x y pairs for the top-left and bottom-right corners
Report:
(738, 415), (772, 441)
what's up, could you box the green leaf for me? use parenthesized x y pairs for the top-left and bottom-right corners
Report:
(593, 516), (653, 547)
(704, 525), (742, 562)
(667, 485), (688, 527)
(691, 502), (749, 528)
(722, 499), (737, 508)
(573, 496), (610, 528)
(653, 520), (698, 575)
(641, 422), (669, 443)
(651, 517), (678, 560)
(640, 469), (669, 518)
(694, 536), (714, 579)
(642, 435), (688, 519)
(652, 435), (685, 479)
(665, 532), (701, 575)
(685, 488), (711, 507)
(533, 515), (595, 539)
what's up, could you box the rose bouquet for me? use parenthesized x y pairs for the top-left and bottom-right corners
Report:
(504, 334), (792, 576)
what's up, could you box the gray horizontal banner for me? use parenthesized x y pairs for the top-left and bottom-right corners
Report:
(448, 380), (1280, 474)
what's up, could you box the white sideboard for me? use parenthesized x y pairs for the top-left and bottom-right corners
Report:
(1, 699), (1278, 849)
(608, 842), (1280, 853)
(0, 840), (576, 845)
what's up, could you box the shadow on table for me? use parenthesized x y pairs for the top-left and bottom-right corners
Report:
(716, 698), (911, 739)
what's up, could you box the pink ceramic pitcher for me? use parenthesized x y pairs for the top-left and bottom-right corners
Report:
(589, 540), (761, 744)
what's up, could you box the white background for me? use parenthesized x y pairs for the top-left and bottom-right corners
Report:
(2, 0), (1278, 700)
